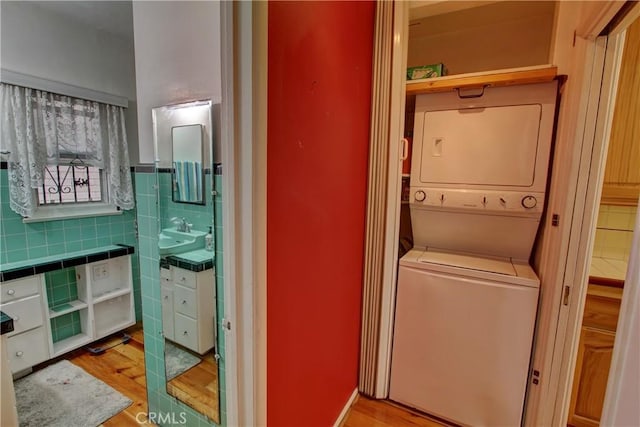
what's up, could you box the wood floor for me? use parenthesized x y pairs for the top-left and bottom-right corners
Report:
(166, 350), (219, 423)
(342, 395), (454, 427)
(66, 326), (149, 426)
(34, 326), (447, 427)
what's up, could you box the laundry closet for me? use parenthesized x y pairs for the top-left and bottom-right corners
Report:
(390, 2), (559, 426)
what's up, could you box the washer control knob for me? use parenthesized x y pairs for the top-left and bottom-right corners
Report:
(414, 190), (426, 202)
(521, 195), (537, 209)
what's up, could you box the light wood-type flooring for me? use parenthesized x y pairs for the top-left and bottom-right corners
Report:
(342, 395), (455, 427)
(68, 326), (149, 426)
(166, 350), (219, 422)
(31, 325), (451, 427)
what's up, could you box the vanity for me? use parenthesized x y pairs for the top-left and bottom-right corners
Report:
(0, 245), (135, 375)
(161, 251), (216, 355)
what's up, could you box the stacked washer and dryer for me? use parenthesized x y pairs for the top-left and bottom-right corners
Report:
(390, 82), (558, 426)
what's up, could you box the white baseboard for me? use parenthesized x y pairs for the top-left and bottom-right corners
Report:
(333, 388), (359, 427)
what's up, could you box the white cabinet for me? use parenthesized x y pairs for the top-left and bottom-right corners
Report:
(0, 276), (49, 374)
(161, 265), (215, 355)
(47, 255), (135, 356)
(161, 267), (175, 341)
(0, 253), (135, 374)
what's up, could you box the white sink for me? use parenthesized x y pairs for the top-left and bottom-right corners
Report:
(158, 228), (207, 255)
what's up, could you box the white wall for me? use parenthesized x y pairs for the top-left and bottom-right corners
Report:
(408, 1), (555, 75)
(132, 1), (222, 164)
(0, 1), (139, 164)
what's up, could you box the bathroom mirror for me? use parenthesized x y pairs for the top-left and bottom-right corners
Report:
(152, 101), (220, 423)
(172, 124), (205, 205)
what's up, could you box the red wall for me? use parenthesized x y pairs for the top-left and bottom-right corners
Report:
(267, 1), (375, 426)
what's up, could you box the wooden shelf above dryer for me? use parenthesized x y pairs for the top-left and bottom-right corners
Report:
(405, 65), (558, 96)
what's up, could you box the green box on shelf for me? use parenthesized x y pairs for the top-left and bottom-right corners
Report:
(407, 63), (445, 80)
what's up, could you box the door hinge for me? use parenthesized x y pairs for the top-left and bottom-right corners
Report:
(572, 30), (577, 47)
(563, 285), (571, 306)
(552, 214), (560, 226)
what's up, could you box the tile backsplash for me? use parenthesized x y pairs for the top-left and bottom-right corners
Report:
(0, 168), (142, 322)
(593, 204), (637, 260)
(157, 170), (214, 235)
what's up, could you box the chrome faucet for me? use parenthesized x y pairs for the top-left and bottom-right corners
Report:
(171, 217), (192, 233)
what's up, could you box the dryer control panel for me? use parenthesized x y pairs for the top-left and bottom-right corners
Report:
(410, 187), (545, 216)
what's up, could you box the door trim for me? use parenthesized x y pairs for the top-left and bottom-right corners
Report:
(375, 0), (409, 398)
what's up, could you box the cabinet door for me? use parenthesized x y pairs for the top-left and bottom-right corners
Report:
(161, 286), (174, 341)
(568, 327), (616, 427)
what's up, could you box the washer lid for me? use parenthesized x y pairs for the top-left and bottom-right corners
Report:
(418, 248), (516, 276)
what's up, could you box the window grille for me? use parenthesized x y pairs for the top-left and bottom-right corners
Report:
(37, 163), (103, 205)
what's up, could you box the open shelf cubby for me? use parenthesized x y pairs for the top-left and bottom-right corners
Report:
(43, 255), (135, 357)
(50, 308), (91, 357)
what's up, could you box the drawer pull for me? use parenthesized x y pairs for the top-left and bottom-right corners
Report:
(180, 277), (186, 282)
(15, 351), (23, 357)
(164, 295), (168, 300)
(183, 331), (188, 335)
(182, 300), (187, 305)
(13, 315), (19, 321)
(7, 289), (15, 296)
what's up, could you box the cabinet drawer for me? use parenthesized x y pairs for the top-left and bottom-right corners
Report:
(160, 267), (172, 280)
(1, 295), (44, 336)
(172, 268), (196, 289)
(174, 313), (198, 351)
(1, 276), (41, 304)
(174, 284), (197, 318)
(7, 327), (49, 374)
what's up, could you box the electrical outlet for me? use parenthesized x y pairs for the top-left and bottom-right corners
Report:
(92, 263), (109, 280)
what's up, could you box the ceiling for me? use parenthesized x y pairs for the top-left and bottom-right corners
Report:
(30, 1), (133, 40)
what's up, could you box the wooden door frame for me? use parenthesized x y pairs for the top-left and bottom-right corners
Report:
(547, 30), (626, 425)
(374, 0), (409, 398)
(219, 2), (268, 425)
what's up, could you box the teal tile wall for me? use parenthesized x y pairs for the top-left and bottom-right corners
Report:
(158, 171), (214, 236)
(0, 168), (142, 326)
(45, 268), (79, 308)
(51, 311), (82, 343)
(44, 268), (84, 342)
(136, 169), (226, 426)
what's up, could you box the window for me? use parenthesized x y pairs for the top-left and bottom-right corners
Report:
(1, 83), (134, 221)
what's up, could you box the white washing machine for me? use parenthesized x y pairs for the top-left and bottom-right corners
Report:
(390, 249), (539, 426)
(389, 82), (558, 426)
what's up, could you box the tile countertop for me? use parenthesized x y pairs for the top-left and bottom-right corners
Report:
(590, 256), (628, 283)
(0, 244), (135, 282)
(161, 249), (215, 273)
(0, 311), (14, 335)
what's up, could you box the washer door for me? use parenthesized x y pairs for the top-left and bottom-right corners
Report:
(390, 265), (538, 426)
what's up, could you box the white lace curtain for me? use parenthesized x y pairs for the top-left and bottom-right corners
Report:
(0, 83), (134, 217)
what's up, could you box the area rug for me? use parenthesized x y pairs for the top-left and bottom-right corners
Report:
(165, 340), (201, 381)
(14, 360), (132, 427)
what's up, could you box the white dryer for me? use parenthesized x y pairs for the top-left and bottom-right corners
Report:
(390, 82), (558, 426)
